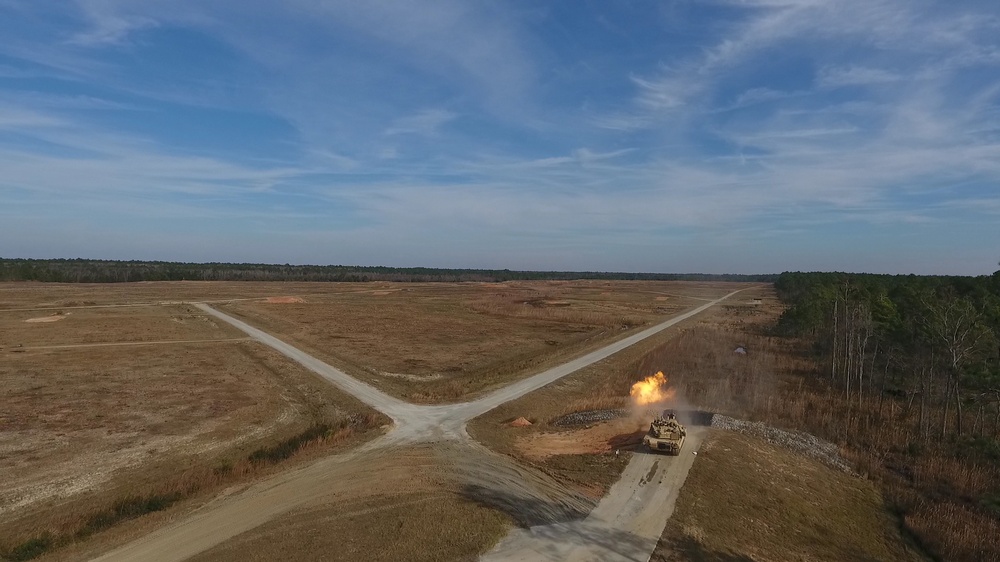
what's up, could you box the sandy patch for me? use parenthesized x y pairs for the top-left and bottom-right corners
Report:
(265, 296), (305, 304)
(515, 418), (647, 461)
(0, 406), (303, 517)
(371, 290), (397, 296)
(25, 313), (70, 323)
(509, 417), (533, 427)
(655, 296), (669, 301)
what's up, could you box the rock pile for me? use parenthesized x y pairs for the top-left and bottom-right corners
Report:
(710, 414), (853, 474)
(552, 409), (629, 427)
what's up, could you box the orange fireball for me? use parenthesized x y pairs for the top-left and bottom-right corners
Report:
(630, 371), (676, 405)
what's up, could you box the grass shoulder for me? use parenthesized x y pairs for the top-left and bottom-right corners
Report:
(652, 429), (916, 562)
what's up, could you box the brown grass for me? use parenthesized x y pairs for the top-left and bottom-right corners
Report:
(0, 303), (244, 347)
(171, 444), (514, 562)
(3, 417), (382, 561)
(0, 280), (744, 560)
(214, 280), (741, 403)
(0, 281), (356, 309)
(187, 492), (512, 562)
(0, 301), (388, 560)
(470, 286), (929, 559)
(466, 290), (756, 495)
(652, 430), (912, 561)
(605, 289), (1000, 562)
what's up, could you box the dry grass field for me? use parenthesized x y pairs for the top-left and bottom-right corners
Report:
(0, 304), (245, 348)
(215, 281), (740, 402)
(0, 281), (349, 309)
(190, 492), (511, 562)
(465, 289), (759, 496)
(0, 283), (392, 560)
(1, 342), (378, 517)
(467, 285), (919, 560)
(192, 492), (509, 562)
(652, 430), (911, 561)
(2, 281), (741, 405)
(0, 279), (753, 561)
(186, 445), (514, 562)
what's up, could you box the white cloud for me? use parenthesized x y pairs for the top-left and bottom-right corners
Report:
(67, 0), (165, 46)
(307, 149), (358, 170)
(632, 74), (703, 111)
(3, 0), (1000, 274)
(0, 104), (305, 198)
(0, 106), (66, 129)
(70, 13), (157, 46)
(817, 65), (902, 88)
(384, 109), (457, 136)
(293, 0), (536, 107)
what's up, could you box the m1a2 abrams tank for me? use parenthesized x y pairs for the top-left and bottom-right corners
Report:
(642, 409), (686, 455)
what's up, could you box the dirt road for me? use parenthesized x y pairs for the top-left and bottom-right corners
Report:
(483, 429), (704, 562)
(199, 292), (735, 445)
(93, 291), (741, 562)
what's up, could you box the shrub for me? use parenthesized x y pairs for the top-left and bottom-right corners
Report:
(4, 534), (53, 561)
(77, 493), (183, 537)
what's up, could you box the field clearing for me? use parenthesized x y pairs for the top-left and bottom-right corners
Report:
(465, 288), (762, 473)
(0, 281), (365, 310)
(652, 430), (913, 561)
(0, 339), (386, 556)
(185, 445), (513, 562)
(0, 304), (244, 348)
(190, 492), (510, 562)
(0, 280), (753, 560)
(469, 286), (913, 561)
(216, 281), (742, 402)
(513, 417), (648, 463)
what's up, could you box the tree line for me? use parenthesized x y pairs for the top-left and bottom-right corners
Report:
(776, 269), (1000, 442)
(0, 258), (775, 284)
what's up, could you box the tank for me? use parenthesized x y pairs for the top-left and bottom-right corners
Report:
(642, 409), (686, 455)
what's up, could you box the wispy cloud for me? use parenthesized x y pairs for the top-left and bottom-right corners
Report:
(70, 9), (158, 46)
(1, 1), (999, 273)
(384, 109), (457, 136)
(817, 65), (902, 88)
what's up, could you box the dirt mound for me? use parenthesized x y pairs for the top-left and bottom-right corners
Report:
(25, 313), (69, 323)
(509, 417), (532, 427)
(515, 418), (646, 460)
(264, 296), (305, 304)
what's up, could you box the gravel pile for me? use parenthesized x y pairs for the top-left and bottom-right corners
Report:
(552, 409), (629, 427)
(710, 414), (853, 474)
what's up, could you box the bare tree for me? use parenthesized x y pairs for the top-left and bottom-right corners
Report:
(921, 292), (992, 436)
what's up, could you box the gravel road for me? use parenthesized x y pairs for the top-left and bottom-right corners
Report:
(483, 429), (705, 562)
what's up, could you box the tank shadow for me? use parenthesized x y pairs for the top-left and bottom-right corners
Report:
(676, 409), (716, 427)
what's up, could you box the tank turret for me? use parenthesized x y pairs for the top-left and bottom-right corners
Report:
(642, 409), (686, 455)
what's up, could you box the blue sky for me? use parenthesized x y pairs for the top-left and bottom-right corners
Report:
(1, 0), (998, 274)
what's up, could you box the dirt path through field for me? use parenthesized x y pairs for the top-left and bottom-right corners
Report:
(92, 290), (743, 562)
(483, 429), (705, 561)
